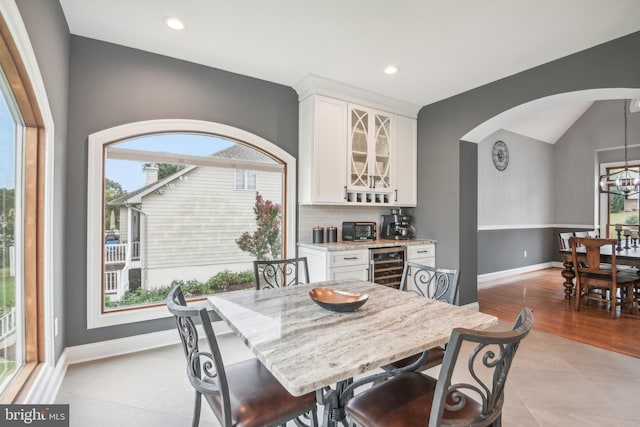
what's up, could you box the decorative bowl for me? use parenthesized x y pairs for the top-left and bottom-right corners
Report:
(309, 288), (369, 312)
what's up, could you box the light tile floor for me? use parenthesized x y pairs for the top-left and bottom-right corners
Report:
(56, 323), (640, 427)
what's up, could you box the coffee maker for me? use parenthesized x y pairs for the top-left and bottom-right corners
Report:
(380, 208), (415, 240)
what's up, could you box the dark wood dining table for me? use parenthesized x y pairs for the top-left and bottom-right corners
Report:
(559, 244), (640, 300)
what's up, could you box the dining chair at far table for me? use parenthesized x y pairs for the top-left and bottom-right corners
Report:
(345, 307), (534, 427)
(569, 237), (638, 317)
(382, 262), (460, 373)
(166, 286), (319, 427)
(253, 256), (310, 289)
(558, 232), (574, 250)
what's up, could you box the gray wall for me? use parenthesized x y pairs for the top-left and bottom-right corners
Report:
(478, 130), (554, 227)
(554, 99), (640, 225)
(16, 0), (69, 361)
(415, 31), (640, 305)
(65, 36), (299, 346)
(476, 130), (554, 276)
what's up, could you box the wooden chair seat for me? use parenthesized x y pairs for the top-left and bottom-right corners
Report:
(204, 358), (317, 427)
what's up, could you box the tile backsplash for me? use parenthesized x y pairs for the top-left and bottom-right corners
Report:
(298, 205), (392, 243)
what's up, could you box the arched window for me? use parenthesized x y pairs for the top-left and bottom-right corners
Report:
(87, 120), (296, 328)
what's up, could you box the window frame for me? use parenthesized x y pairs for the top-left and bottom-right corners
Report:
(600, 161), (640, 237)
(234, 168), (257, 190)
(86, 119), (297, 329)
(0, 4), (51, 403)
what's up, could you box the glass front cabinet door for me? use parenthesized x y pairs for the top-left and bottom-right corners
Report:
(348, 104), (393, 194)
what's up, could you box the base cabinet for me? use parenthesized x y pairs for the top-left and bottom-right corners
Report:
(404, 244), (436, 293)
(299, 247), (369, 282)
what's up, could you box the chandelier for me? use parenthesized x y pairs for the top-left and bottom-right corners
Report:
(599, 100), (639, 199)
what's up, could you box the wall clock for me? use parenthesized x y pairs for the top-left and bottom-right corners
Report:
(492, 140), (509, 171)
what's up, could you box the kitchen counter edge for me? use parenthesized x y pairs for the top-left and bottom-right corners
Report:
(298, 239), (436, 251)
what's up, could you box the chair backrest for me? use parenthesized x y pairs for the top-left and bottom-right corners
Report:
(569, 236), (617, 277)
(587, 230), (599, 238)
(558, 232), (574, 250)
(429, 307), (534, 427)
(166, 286), (233, 426)
(399, 261), (459, 305)
(253, 256), (310, 289)
(574, 231), (589, 238)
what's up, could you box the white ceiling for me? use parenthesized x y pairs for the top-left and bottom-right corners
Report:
(58, 0), (640, 143)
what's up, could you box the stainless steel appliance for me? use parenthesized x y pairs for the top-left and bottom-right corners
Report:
(342, 221), (377, 241)
(369, 246), (406, 288)
(380, 208), (415, 240)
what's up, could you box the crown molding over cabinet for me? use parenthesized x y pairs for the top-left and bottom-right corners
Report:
(294, 74), (421, 119)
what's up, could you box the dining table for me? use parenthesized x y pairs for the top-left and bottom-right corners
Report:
(207, 279), (499, 427)
(559, 244), (640, 301)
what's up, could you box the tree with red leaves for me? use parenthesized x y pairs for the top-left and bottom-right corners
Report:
(235, 192), (282, 260)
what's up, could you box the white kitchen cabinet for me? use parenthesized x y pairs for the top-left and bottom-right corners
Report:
(298, 95), (348, 204)
(299, 247), (369, 282)
(297, 87), (417, 206)
(406, 243), (435, 267)
(347, 104), (393, 193)
(393, 115), (417, 206)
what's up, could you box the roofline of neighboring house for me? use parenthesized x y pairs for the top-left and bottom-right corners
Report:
(109, 165), (196, 205)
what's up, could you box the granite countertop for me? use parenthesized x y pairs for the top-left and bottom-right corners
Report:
(208, 280), (497, 396)
(298, 238), (436, 251)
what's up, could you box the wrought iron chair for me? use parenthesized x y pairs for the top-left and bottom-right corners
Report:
(382, 262), (460, 373)
(166, 286), (318, 427)
(253, 256), (310, 289)
(570, 237), (638, 317)
(345, 307), (534, 427)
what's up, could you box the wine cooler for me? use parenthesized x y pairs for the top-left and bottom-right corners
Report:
(368, 246), (406, 288)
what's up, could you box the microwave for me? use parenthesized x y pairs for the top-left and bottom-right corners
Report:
(342, 221), (377, 241)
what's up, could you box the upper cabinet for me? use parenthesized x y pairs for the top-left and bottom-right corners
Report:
(296, 75), (419, 206)
(347, 104), (393, 193)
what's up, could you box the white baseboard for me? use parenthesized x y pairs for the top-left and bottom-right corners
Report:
(25, 320), (233, 403)
(477, 262), (555, 287)
(21, 353), (67, 404)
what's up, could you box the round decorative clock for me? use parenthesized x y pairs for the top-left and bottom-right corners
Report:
(492, 140), (509, 171)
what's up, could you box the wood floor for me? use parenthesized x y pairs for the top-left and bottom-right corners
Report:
(478, 267), (640, 359)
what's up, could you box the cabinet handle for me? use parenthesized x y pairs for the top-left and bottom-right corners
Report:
(344, 185), (348, 200)
(343, 256), (358, 260)
(417, 250), (429, 254)
(394, 189), (398, 202)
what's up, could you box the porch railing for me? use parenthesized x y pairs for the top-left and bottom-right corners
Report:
(0, 307), (16, 340)
(105, 243), (127, 264)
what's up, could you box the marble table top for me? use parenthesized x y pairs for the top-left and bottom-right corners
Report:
(208, 280), (498, 396)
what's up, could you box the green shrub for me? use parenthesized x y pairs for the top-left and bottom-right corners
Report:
(105, 269), (254, 308)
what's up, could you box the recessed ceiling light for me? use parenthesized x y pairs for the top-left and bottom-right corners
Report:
(384, 65), (399, 75)
(164, 16), (185, 31)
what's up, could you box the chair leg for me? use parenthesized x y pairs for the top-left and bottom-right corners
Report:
(192, 390), (202, 427)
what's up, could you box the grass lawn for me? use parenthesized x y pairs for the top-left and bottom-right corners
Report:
(1, 267), (16, 315)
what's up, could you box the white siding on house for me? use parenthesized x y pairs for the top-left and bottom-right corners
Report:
(118, 206), (129, 241)
(138, 165), (282, 288)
